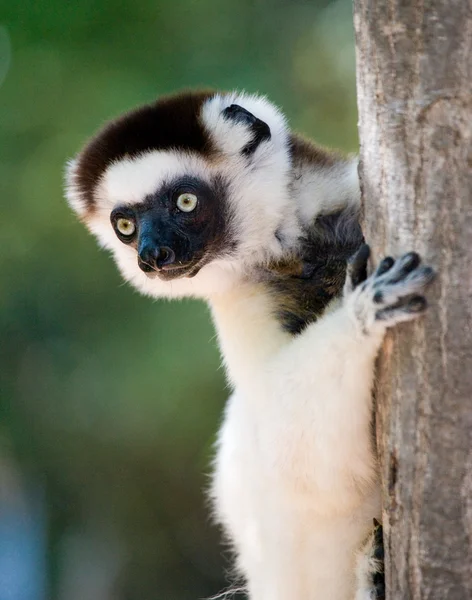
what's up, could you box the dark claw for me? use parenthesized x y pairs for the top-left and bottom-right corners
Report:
(394, 252), (421, 281)
(407, 295), (427, 312)
(402, 251), (421, 271)
(421, 266), (436, 284)
(389, 252), (421, 283)
(349, 244), (370, 288)
(375, 256), (395, 277)
(373, 290), (384, 304)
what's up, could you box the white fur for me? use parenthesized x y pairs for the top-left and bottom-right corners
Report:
(66, 91), (384, 599)
(201, 92), (289, 158)
(98, 151), (212, 207)
(65, 159), (85, 215)
(296, 158), (360, 226)
(201, 92), (300, 264)
(66, 92), (302, 291)
(210, 284), (382, 600)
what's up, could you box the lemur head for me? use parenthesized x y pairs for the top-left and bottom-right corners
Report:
(66, 90), (300, 298)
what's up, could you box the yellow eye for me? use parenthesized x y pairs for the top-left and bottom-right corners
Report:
(176, 193), (198, 212)
(116, 217), (136, 236)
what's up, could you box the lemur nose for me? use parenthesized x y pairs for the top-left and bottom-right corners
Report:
(138, 245), (176, 272)
(155, 246), (175, 268)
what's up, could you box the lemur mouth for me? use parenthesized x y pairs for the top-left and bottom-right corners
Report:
(159, 265), (201, 280)
(160, 262), (189, 272)
(143, 262), (202, 281)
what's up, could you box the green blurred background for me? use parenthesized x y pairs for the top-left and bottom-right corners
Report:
(0, 1), (358, 598)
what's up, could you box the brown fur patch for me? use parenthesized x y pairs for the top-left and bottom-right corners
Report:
(289, 133), (345, 169)
(259, 208), (364, 335)
(265, 257), (348, 335)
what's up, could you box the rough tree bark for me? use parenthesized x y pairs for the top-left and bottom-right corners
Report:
(353, 1), (472, 598)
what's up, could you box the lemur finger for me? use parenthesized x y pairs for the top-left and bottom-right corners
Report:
(406, 295), (428, 312)
(376, 295), (427, 323)
(387, 251), (421, 283)
(348, 244), (371, 288)
(417, 265), (435, 285)
(374, 266), (435, 306)
(375, 256), (395, 277)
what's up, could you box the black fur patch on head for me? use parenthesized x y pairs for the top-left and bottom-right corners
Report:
(222, 104), (271, 156)
(260, 207), (364, 335)
(73, 90), (217, 213)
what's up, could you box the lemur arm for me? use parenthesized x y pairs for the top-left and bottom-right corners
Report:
(266, 248), (433, 506)
(211, 246), (433, 600)
(212, 247), (434, 515)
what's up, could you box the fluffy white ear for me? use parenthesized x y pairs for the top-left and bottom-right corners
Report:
(64, 158), (87, 217)
(201, 96), (253, 155)
(201, 92), (289, 157)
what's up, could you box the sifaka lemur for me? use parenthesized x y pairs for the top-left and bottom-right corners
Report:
(65, 90), (435, 600)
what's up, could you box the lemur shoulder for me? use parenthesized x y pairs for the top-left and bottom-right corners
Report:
(65, 90), (434, 600)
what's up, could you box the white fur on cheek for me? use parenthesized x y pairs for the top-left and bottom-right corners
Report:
(86, 209), (120, 250)
(82, 208), (243, 299)
(65, 158), (87, 216)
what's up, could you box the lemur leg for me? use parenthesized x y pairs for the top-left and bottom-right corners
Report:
(355, 520), (385, 600)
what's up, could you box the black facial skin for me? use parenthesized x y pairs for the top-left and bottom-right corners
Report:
(110, 175), (235, 281)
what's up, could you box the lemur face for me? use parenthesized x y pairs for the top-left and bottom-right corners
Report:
(66, 90), (299, 296)
(108, 173), (232, 281)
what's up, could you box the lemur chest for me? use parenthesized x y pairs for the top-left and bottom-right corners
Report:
(225, 383), (331, 491)
(222, 370), (377, 513)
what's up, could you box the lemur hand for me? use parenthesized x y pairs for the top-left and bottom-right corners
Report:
(344, 244), (435, 334)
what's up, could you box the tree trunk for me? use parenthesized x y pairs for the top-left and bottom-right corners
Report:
(353, 1), (472, 598)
